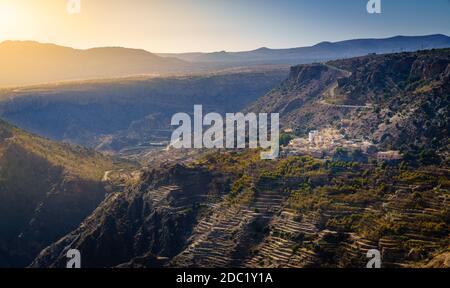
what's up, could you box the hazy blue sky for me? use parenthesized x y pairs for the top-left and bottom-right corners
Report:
(0, 0), (449, 52)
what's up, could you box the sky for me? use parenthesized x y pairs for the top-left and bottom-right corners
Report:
(0, 0), (449, 53)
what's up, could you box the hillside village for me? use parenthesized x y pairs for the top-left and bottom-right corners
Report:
(283, 127), (403, 162)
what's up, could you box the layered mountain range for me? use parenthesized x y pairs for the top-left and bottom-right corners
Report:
(0, 34), (449, 268)
(159, 34), (450, 65)
(2, 34), (449, 88)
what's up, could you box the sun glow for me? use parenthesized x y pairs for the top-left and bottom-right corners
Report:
(0, 2), (17, 27)
(0, 0), (36, 42)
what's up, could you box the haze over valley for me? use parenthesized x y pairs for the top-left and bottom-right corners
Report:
(0, 0), (449, 271)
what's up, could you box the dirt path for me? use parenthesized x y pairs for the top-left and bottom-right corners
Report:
(318, 99), (374, 109)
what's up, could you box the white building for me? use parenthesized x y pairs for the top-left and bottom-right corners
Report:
(377, 151), (402, 161)
(309, 130), (319, 144)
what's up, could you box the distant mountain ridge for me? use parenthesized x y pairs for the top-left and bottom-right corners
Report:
(1, 34), (449, 88)
(158, 34), (450, 64)
(0, 41), (190, 87)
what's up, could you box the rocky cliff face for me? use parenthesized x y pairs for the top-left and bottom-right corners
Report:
(31, 165), (229, 268)
(245, 63), (351, 136)
(329, 49), (449, 151)
(0, 120), (125, 267)
(247, 64), (343, 113)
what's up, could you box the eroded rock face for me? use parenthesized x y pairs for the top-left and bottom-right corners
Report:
(247, 49), (449, 152)
(245, 62), (348, 135)
(30, 165), (226, 268)
(9, 179), (107, 266)
(340, 51), (449, 151)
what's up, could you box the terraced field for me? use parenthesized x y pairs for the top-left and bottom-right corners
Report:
(29, 147), (450, 268)
(164, 152), (450, 268)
